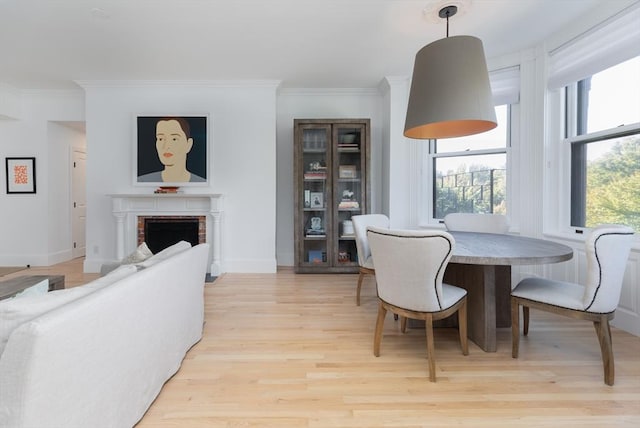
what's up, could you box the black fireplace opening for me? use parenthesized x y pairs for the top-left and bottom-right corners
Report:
(144, 218), (200, 254)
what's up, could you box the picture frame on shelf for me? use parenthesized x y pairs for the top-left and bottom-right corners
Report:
(310, 191), (323, 208)
(339, 165), (357, 179)
(6, 157), (36, 194)
(134, 115), (209, 187)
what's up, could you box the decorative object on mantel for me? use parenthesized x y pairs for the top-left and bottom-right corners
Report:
(154, 186), (181, 194)
(5, 157), (36, 194)
(404, 4), (496, 139)
(135, 115), (209, 186)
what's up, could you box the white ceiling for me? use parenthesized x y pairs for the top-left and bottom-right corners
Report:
(0, 0), (619, 91)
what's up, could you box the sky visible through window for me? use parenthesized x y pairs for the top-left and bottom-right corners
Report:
(586, 56), (640, 161)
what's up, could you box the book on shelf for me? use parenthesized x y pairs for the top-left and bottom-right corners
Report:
(338, 200), (360, 209)
(308, 250), (327, 264)
(154, 187), (180, 194)
(304, 172), (327, 179)
(304, 190), (311, 207)
(306, 228), (326, 237)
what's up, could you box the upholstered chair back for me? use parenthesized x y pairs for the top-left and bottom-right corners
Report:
(583, 224), (634, 313)
(367, 227), (455, 312)
(443, 213), (509, 234)
(351, 214), (390, 268)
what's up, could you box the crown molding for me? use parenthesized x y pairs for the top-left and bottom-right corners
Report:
(75, 80), (282, 89)
(278, 87), (382, 96)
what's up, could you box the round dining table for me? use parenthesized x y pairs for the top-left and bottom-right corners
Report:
(442, 231), (573, 352)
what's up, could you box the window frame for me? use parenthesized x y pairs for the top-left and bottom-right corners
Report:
(543, 4), (640, 245)
(420, 104), (514, 226)
(561, 52), (640, 231)
(565, 122), (640, 229)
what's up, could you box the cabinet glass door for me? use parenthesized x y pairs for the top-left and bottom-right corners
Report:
(333, 125), (365, 267)
(301, 126), (330, 266)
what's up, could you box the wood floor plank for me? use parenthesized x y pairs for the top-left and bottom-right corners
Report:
(13, 259), (640, 427)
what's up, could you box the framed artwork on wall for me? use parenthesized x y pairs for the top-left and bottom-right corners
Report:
(6, 157), (36, 194)
(134, 115), (209, 186)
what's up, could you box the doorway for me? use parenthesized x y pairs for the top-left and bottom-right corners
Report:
(72, 150), (86, 258)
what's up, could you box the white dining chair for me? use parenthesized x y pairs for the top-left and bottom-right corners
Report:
(443, 213), (509, 234)
(367, 226), (468, 382)
(351, 214), (390, 306)
(511, 224), (634, 385)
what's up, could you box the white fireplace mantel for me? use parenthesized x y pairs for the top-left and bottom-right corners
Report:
(109, 193), (224, 275)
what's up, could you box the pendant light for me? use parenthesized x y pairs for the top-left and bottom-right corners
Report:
(404, 5), (497, 139)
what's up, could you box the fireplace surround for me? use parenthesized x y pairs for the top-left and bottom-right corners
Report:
(109, 194), (223, 275)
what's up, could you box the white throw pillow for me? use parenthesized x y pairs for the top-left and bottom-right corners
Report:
(12, 278), (49, 298)
(0, 265), (137, 356)
(121, 242), (153, 264)
(137, 240), (192, 268)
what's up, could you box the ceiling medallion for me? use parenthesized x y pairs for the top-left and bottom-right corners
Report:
(422, 0), (471, 23)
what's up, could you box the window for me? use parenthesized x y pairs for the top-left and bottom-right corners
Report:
(566, 56), (640, 230)
(428, 105), (510, 219)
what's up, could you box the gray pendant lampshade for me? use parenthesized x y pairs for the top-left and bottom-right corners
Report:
(404, 35), (497, 139)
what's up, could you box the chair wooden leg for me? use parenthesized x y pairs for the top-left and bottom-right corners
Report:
(356, 271), (365, 306)
(400, 316), (407, 333)
(458, 298), (468, 356)
(511, 297), (520, 358)
(373, 301), (387, 357)
(594, 316), (615, 386)
(425, 314), (436, 382)
(523, 305), (530, 336)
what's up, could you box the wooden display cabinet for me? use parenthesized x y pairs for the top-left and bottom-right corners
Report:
(293, 119), (370, 273)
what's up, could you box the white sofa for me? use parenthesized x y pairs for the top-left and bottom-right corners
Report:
(0, 241), (210, 428)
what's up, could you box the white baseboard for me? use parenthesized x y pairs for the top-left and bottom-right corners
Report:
(612, 308), (640, 337)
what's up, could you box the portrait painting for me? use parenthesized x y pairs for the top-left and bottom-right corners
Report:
(135, 115), (209, 186)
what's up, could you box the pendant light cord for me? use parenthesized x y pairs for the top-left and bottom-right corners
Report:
(446, 11), (450, 37)
(438, 5), (457, 38)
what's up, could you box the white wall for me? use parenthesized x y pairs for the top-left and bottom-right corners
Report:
(81, 82), (279, 274)
(47, 121), (86, 263)
(379, 77), (417, 230)
(275, 88), (383, 267)
(0, 90), (85, 266)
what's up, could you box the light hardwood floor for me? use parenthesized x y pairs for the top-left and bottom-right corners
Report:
(6, 259), (640, 427)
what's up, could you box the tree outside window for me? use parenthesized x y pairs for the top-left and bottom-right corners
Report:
(568, 56), (640, 231)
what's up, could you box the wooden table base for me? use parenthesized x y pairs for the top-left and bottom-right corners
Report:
(443, 263), (511, 352)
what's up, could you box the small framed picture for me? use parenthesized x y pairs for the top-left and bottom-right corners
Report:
(339, 165), (357, 179)
(310, 192), (324, 208)
(6, 157), (36, 194)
